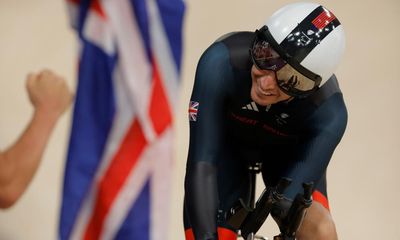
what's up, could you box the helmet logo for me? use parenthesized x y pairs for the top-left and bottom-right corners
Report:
(312, 9), (336, 30)
(286, 31), (313, 47)
(279, 6), (341, 63)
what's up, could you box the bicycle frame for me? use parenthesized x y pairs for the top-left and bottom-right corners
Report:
(227, 161), (313, 240)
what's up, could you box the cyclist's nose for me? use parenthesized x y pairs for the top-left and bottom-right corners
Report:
(258, 71), (277, 90)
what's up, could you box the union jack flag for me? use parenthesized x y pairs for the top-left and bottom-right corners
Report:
(59, 0), (185, 239)
(312, 8), (336, 30)
(188, 101), (199, 122)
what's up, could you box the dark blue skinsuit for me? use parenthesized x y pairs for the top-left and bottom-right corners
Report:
(183, 31), (347, 240)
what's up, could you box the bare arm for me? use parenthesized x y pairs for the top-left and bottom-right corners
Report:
(0, 70), (73, 208)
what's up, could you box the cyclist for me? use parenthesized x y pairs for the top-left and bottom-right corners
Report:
(183, 2), (346, 240)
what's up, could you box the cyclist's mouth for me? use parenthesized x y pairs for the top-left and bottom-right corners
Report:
(256, 84), (276, 97)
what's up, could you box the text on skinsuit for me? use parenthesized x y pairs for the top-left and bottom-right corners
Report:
(230, 113), (289, 137)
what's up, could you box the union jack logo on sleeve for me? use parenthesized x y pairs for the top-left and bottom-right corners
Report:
(189, 101), (199, 121)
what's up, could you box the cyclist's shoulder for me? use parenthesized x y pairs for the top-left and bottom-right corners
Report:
(300, 75), (348, 134)
(214, 31), (255, 46)
(199, 31), (254, 71)
(309, 75), (346, 107)
(216, 31), (254, 70)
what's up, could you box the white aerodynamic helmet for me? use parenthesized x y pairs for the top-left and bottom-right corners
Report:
(250, 2), (345, 97)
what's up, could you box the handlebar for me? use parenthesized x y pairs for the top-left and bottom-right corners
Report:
(240, 178), (292, 239)
(274, 182), (313, 240)
(226, 178), (314, 240)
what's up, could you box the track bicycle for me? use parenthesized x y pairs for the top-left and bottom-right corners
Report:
(226, 161), (313, 240)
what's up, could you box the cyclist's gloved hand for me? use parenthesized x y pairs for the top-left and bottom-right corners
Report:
(270, 196), (293, 228)
(271, 183), (313, 237)
(197, 232), (217, 240)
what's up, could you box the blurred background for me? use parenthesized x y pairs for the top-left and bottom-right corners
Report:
(0, 0), (399, 239)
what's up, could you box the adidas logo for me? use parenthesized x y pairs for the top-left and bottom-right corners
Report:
(242, 101), (259, 112)
(241, 101), (271, 112)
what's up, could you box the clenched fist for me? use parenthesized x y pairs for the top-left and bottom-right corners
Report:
(26, 69), (73, 119)
(0, 70), (73, 208)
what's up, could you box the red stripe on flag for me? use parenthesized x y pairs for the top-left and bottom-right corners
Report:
(91, 0), (106, 19)
(149, 59), (173, 136)
(83, 119), (148, 239)
(312, 10), (336, 30)
(312, 190), (330, 210)
(67, 0), (80, 4)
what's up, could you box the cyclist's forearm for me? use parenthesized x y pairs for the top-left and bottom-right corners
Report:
(185, 161), (219, 240)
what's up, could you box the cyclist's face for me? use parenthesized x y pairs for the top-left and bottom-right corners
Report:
(250, 65), (292, 106)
